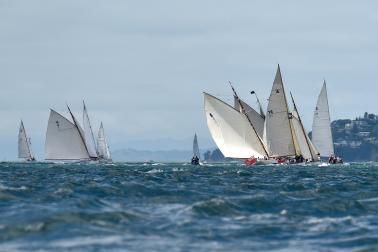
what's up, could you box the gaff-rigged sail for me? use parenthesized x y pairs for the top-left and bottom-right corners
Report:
(204, 92), (267, 159)
(45, 109), (90, 160)
(18, 120), (34, 161)
(97, 122), (111, 160)
(312, 81), (334, 157)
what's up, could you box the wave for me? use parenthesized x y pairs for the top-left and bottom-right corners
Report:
(186, 198), (240, 217)
(1, 162), (378, 251)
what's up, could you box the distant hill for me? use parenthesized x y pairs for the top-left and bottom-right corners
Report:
(203, 149), (230, 162)
(333, 113), (378, 161)
(203, 112), (378, 162)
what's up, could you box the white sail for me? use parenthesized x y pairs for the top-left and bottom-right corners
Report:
(234, 97), (265, 139)
(204, 92), (267, 159)
(312, 81), (334, 157)
(18, 120), (34, 160)
(97, 122), (111, 160)
(289, 93), (319, 161)
(264, 65), (296, 157)
(307, 134), (319, 159)
(193, 133), (200, 159)
(83, 102), (98, 158)
(45, 109), (90, 160)
(291, 112), (316, 160)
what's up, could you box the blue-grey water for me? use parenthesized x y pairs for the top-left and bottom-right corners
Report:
(1, 162), (378, 251)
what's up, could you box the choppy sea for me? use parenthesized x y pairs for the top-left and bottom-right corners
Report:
(1, 162), (378, 251)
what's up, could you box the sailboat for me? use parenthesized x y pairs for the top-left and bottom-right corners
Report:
(203, 65), (327, 165)
(204, 91), (269, 164)
(191, 133), (200, 165)
(18, 120), (35, 161)
(45, 107), (92, 161)
(97, 122), (112, 161)
(312, 81), (342, 163)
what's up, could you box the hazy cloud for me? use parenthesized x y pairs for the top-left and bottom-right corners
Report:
(0, 0), (377, 159)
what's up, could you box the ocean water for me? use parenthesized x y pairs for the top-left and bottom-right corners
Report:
(0, 162), (378, 251)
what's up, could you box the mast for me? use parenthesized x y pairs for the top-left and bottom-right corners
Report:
(290, 92), (315, 160)
(67, 105), (91, 159)
(229, 82), (269, 157)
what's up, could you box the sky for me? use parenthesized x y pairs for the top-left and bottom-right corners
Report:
(0, 0), (377, 160)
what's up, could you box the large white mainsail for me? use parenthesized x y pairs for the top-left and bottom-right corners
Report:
(83, 101), (98, 158)
(45, 109), (90, 160)
(193, 133), (200, 159)
(97, 122), (111, 160)
(234, 97), (265, 139)
(18, 120), (35, 161)
(264, 65), (296, 157)
(204, 92), (267, 159)
(312, 81), (334, 157)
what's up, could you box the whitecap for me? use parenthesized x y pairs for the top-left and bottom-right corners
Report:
(304, 216), (354, 233)
(24, 222), (45, 232)
(318, 162), (330, 167)
(51, 235), (123, 248)
(146, 168), (163, 173)
(358, 197), (378, 203)
(54, 187), (73, 195)
(0, 183), (27, 191)
(280, 209), (288, 215)
(172, 167), (184, 172)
